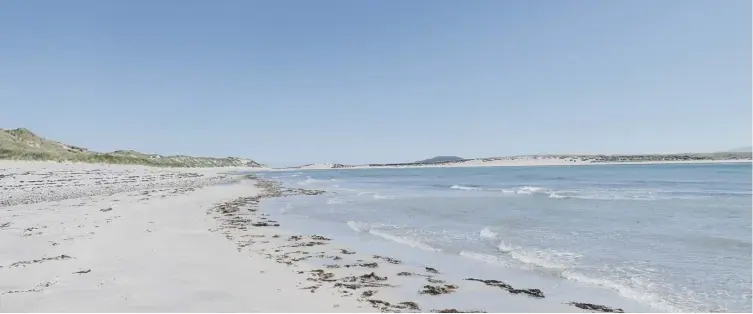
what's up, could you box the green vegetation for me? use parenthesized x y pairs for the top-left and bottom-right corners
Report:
(0, 128), (264, 168)
(415, 156), (466, 164)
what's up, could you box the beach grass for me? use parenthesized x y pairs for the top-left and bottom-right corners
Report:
(0, 128), (263, 168)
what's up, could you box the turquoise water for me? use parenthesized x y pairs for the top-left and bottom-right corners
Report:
(253, 163), (752, 312)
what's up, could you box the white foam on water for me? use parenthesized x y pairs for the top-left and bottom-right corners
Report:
(548, 192), (567, 199)
(297, 176), (316, 185)
(326, 197), (347, 205)
(450, 184), (480, 190)
(495, 240), (576, 270)
(551, 188), (664, 201)
(458, 250), (513, 267)
(515, 186), (546, 195)
(452, 185), (579, 199)
(479, 227), (498, 239)
(368, 229), (442, 252)
(495, 186), (550, 195)
(458, 245), (690, 312)
(373, 193), (399, 200)
(346, 220), (368, 233)
(560, 270), (683, 312)
(509, 250), (570, 270)
(492, 238), (692, 312)
(353, 191), (400, 199)
(497, 240), (516, 253)
(485, 186), (672, 201)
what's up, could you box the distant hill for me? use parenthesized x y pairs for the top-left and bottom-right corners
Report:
(415, 156), (466, 164)
(0, 128), (265, 168)
(725, 146), (753, 153)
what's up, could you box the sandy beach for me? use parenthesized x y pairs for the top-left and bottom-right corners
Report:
(0, 161), (375, 312)
(2, 161), (607, 313)
(2, 159), (748, 312)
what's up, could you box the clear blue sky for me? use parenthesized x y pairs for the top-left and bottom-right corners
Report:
(1, 0), (750, 166)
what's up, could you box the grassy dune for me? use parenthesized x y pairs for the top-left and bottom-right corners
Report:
(0, 128), (264, 168)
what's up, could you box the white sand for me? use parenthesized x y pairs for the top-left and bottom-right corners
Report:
(266, 157), (751, 171)
(0, 162), (371, 312)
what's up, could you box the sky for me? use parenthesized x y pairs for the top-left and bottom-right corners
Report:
(0, 0), (750, 166)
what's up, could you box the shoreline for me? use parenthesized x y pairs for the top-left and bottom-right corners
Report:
(0, 160), (631, 313)
(0, 162), (368, 312)
(212, 176), (635, 313)
(245, 165), (752, 313)
(260, 159), (751, 171)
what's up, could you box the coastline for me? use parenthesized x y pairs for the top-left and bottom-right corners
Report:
(212, 178), (637, 313)
(261, 158), (751, 171)
(0, 160), (632, 313)
(245, 163), (752, 313)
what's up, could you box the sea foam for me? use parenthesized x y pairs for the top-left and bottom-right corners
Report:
(346, 220), (441, 252)
(450, 184), (480, 190)
(479, 227), (498, 239)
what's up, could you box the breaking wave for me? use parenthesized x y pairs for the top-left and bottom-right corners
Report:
(346, 221), (442, 252)
(458, 250), (512, 267)
(450, 184), (481, 190)
(368, 230), (442, 252)
(297, 176), (318, 185)
(449, 184), (556, 196)
(479, 227), (498, 239)
(448, 184), (705, 201)
(458, 240), (683, 312)
(346, 220), (368, 232)
(326, 197), (347, 205)
(297, 176), (337, 186)
(354, 191), (400, 200)
(559, 270), (683, 312)
(499, 186), (547, 195)
(372, 193), (399, 200)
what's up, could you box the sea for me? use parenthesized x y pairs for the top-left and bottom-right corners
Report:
(250, 162), (752, 312)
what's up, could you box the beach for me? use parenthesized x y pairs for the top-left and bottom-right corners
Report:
(2, 0), (748, 311)
(1, 161), (584, 313)
(0, 161), (376, 312)
(2, 160), (749, 313)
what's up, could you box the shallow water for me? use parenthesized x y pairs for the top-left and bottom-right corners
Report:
(251, 163), (752, 312)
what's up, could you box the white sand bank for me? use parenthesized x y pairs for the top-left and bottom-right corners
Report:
(262, 157), (751, 171)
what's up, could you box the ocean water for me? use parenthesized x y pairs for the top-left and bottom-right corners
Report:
(251, 163), (752, 312)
